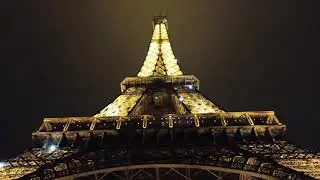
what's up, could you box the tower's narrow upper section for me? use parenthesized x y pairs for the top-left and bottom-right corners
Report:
(137, 16), (183, 77)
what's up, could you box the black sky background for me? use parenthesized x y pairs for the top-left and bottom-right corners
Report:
(1, 1), (319, 159)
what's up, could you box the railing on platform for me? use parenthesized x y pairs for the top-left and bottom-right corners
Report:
(120, 75), (200, 92)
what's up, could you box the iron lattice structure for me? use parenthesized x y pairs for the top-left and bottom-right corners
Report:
(1, 16), (320, 180)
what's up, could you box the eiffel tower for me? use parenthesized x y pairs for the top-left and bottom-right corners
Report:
(1, 16), (319, 180)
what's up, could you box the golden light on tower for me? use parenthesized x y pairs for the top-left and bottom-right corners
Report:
(138, 17), (182, 77)
(1, 16), (318, 180)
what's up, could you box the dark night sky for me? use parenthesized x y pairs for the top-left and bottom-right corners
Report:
(1, 1), (319, 158)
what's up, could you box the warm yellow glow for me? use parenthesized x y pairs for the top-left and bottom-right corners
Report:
(0, 148), (77, 179)
(278, 159), (320, 179)
(160, 24), (169, 39)
(152, 24), (160, 40)
(177, 87), (223, 114)
(138, 22), (183, 77)
(95, 87), (145, 117)
(0, 167), (36, 180)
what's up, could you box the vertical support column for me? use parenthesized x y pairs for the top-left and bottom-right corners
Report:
(217, 172), (223, 180)
(125, 169), (129, 180)
(155, 168), (160, 180)
(186, 168), (190, 179)
(93, 165), (98, 180)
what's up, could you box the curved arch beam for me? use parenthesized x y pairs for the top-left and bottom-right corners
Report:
(55, 164), (277, 180)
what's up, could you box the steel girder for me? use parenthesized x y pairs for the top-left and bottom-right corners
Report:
(55, 164), (270, 180)
(15, 144), (312, 180)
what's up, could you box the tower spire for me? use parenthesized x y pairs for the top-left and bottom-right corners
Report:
(138, 16), (183, 77)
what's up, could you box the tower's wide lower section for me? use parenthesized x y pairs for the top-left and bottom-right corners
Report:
(1, 112), (319, 179)
(0, 139), (317, 179)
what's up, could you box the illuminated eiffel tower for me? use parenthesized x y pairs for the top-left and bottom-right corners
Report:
(1, 16), (320, 180)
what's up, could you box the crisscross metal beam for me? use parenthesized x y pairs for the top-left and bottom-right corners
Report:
(170, 168), (191, 180)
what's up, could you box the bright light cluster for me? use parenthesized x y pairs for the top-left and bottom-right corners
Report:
(0, 167), (36, 179)
(278, 159), (320, 178)
(0, 147), (77, 179)
(138, 22), (182, 77)
(0, 162), (8, 169)
(138, 42), (160, 77)
(160, 24), (168, 39)
(95, 87), (145, 117)
(48, 144), (58, 152)
(161, 41), (182, 76)
(177, 92), (224, 114)
(152, 24), (160, 40)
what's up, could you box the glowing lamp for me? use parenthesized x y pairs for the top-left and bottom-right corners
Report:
(0, 162), (8, 168)
(48, 144), (58, 152)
